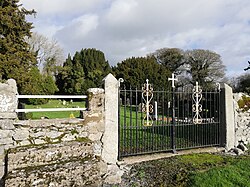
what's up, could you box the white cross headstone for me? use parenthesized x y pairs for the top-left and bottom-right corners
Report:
(168, 73), (178, 88)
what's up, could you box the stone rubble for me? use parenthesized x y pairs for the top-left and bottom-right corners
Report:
(234, 93), (250, 147)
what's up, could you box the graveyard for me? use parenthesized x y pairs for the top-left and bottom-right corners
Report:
(1, 0), (250, 186)
(0, 75), (250, 186)
(21, 99), (86, 119)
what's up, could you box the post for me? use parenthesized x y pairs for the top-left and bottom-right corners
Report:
(102, 74), (119, 164)
(220, 83), (235, 150)
(0, 79), (18, 182)
(171, 88), (177, 153)
(0, 79), (18, 119)
(168, 73), (178, 153)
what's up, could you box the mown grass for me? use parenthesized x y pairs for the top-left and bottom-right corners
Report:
(24, 99), (86, 119)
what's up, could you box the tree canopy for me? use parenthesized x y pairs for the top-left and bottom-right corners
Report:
(56, 48), (111, 94)
(235, 73), (250, 94)
(184, 49), (226, 89)
(21, 67), (59, 104)
(112, 56), (171, 90)
(151, 48), (185, 74)
(0, 0), (37, 93)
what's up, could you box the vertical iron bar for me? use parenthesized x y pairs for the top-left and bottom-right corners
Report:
(182, 91), (185, 149)
(215, 92), (217, 145)
(172, 88), (176, 153)
(208, 91), (211, 145)
(135, 87), (138, 154)
(141, 89), (143, 154)
(162, 91), (165, 150)
(157, 91), (160, 151)
(218, 90), (221, 145)
(130, 87), (133, 154)
(151, 93), (155, 152)
(186, 90), (190, 147)
(204, 92), (207, 146)
(194, 87), (197, 147)
(187, 89), (190, 148)
(124, 88), (127, 156)
(209, 91), (211, 145)
(176, 92), (179, 149)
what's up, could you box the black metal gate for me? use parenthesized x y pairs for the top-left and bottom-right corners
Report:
(118, 80), (221, 159)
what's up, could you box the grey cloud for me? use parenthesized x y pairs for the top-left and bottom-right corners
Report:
(20, 0), (250, 75)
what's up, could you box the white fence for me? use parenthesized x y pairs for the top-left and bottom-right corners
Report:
(15, 95), (87, 113)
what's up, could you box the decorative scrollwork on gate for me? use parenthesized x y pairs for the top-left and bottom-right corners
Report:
(192, 82), (203, 124)
(142, 79), (153, 126)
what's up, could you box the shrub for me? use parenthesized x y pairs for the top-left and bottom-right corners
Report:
(238, 95), (250, 112)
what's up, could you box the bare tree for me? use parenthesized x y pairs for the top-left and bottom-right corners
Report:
(25, 32), (64, 75)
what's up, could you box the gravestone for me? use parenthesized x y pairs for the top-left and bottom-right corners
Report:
(126, 98), (130, 106)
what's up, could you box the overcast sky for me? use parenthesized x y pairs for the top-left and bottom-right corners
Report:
(20, 0), (250, 77)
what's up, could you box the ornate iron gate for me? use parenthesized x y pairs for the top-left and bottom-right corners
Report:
(118, 78), (221, 159)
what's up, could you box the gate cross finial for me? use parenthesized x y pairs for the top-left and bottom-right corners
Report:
(168, 73), (178, 88)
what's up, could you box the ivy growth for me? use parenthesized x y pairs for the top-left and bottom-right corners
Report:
(238, 95), (250, 112)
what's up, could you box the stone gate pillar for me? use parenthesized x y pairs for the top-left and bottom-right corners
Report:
(220, 83), (235, 150)
(0, 79), (18, 120)
(101, 74), (124, 184)
(0, 79), (18, 184)
(102, 74), (119, 164)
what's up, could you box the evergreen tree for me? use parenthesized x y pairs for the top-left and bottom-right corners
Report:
(0, 0), (36, 93)
(57, 54), (74, 94)
(236, 73), (250, 94)
(80, 48), (111, 88)
(22, 67), (58, 104)
(57, 48), (111, 94)
(112, 56), (171, 90)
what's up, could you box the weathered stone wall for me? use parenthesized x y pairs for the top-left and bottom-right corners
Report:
(3, 117), (106, 187)
(0, 75), (122, 186)
(0, 87), (107, 186)
(234, 93), (250, 146)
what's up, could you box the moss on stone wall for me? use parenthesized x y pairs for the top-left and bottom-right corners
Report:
(238, 95), (250, 111)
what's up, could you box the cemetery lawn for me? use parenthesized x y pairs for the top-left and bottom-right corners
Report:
(24, 100), (86, 119)
(121, 149), (250, 187)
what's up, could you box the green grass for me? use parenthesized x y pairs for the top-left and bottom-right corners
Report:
(188, 156), (250, 187)
(24, 99), (86, 119)
(180, 153), (225, 167)
(120, 105), (172, 126)
(122, 152), (250, 187)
